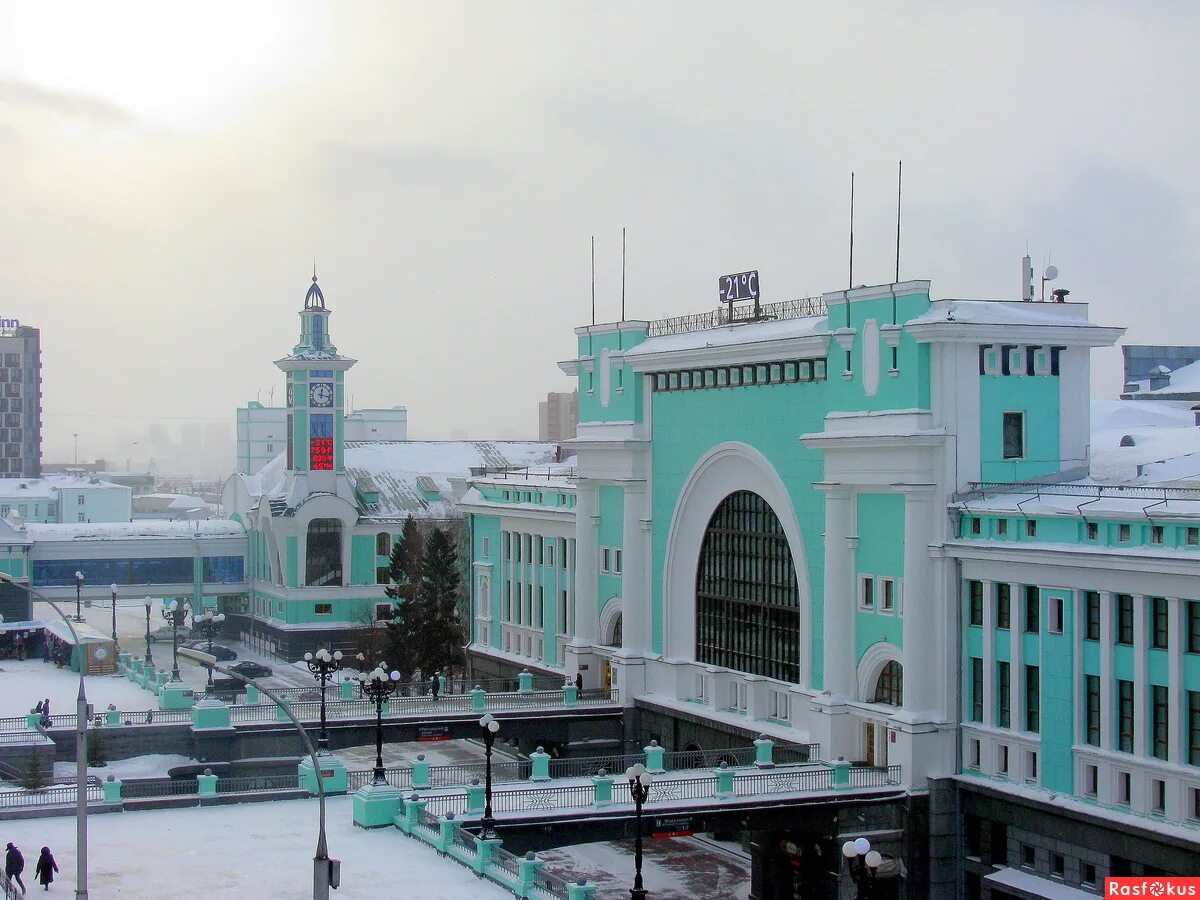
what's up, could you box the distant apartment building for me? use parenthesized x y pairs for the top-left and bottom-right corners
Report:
(0, 321), (41, 478)
(1121, 344), (1200, 401)
(538, 391), (577, 442)
(0, 475), (131, 524)
(235, 402), (408, 475)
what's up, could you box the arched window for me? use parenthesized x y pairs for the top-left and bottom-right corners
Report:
(305, 519), (343, 586)
(375, 531), (391, 556)
(695, 490), (801, 682)
(606, 613), (623, 648)
(874, 661), (903, 706)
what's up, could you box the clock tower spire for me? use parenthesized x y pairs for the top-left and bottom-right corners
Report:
(274, 273), (357, 490)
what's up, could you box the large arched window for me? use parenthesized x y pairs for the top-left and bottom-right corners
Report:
(874, 661), (903, 706)
(695, 490), (801, 682)
(305, 519), (343, 586)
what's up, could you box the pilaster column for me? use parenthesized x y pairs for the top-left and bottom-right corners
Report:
(1010, 583), (1023, 733)
(820, 486), (855, 699)
(1167, 597), (1183, 764)
(901, 489), (936, 715)
(573, 481), (599, 646)
(1133, 594), (1148, 758)
(1100, 591), (1114, 750)
(982, 579), (995, 726)
(620, 483), (648, 654)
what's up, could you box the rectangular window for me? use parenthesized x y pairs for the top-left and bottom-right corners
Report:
(502, 532), (510, 559)
(1193, 788), (1200, 822)
(1085, 591), (1101, 640)
(1190, 691), (1200, 766)
(314, 603), (333, 615)
(1117, 594), (1134, 645)
(482, 537), (490, 559)
(1024, 585), (1040, 634)
(1084, 863), (1097, 886)
(881, 579), (895, 612)
(514, 535), (522, 563)
(968, 581), (983, 626)
(1190, 601), (1200, 653)
(78, 513), (86, 522)
(996, 583), (1011, 629)
(1118, 523), (1131, 542)
(536, 538), (544, 565)
(1025, 750), (1038, 781)
(1025, 665), (1040, 732)
(1049, 596), (1063, 634)
(861, 577), (874, 609)
(968, 737), (981, 768)
(1021, 844), (1035, 868)
(1152, 685), (1169, 761)
(601, 548), (610, 573)
(1025, 519), (1037, 538)
(997, 744), (1009, 774)
(1152, 597), (1169, 649)
(1085, 674), (1100, 746)
(1151, 779), (1166, 815)
(969, 517), (981, 535)
(997, 661), (1010, 728)
(1002, 412), (1024, 459)
(1118, 679), (1134, 753)
(1084, 763), (1099, 797)
(1051, 853), (1064, 877)
(1086, 521), (1098, 541)
(613, 548), (622, 575)
(545, 543), (554, 567)
(1117, 771), (1131, 804)
(1188, 527), (1199, 546)
(1151, 524), (1164, 544)
(970, 657), (983, 722)
(997, 518), (1008, 536)
(77, 494), (85, 506)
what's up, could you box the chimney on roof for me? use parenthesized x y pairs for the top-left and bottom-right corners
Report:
(1149, 365), (1172, 391)
(1192, 405), (1200, 427)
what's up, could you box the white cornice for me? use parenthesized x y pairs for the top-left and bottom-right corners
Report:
(945, 539), (1200, 577)
(273, 356), (357, 372)
(574, 321), (650, 338)
(458, 498), (575, 524)
(822, 280), (932, 305)
(558, 359), (581, 377)
(905, 322), (1125, 347)
(626, 333), (833, 372)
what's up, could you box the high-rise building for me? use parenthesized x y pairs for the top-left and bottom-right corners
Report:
(538, 391), (578, 442)
(0, 321), (41, 478)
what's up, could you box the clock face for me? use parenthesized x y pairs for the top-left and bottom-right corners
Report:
(286, 383), (294, 408)
(309, 382), (334, 408)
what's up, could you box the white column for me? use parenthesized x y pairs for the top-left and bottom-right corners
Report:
(1010, 583), (1023, 733)
(1100, 591), (1114, 750)
(982, 579), (995, 726)
(1167, 597), (1183, 765)
(573, 481), (599, 646)
(901, 489), (936, 715)
(821, 487), (854, 699)
(1133, 594), (1148, 758)
(620, 483), (648, 654)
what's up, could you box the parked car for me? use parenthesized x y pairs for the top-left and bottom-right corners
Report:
(182, 641), (237, 661)
(149, 625), (192, 643)
(229, 661), (273, 679)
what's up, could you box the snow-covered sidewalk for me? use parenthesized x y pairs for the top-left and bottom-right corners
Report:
(0, 659), (162, 719)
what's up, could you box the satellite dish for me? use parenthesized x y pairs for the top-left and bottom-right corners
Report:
(1044, 265), (1059, 280)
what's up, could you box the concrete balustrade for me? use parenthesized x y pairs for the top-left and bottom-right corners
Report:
(563, 683), (579, 707)
(465, 779), (485, 813)
(517, 670), (534, 693)
(714, 761), (735, 799)
(644, 740), (665, 773)
(591, 770), (614, 806)
(529, 746), (551, 781)
(102, 776), (122, 805)
(470, 687), (486, 712)
(754, 734), (775, 768)
(411, 754), (431, 789)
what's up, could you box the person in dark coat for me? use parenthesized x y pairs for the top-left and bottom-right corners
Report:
(429, 671), (439, 701)
(34, 847), (57, 890)
(5, 842), (25, 891)
(574, 672), (583, 691)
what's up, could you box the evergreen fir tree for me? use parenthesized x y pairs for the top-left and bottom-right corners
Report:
(381, 516), (426, 680)
(416, 525), (466, 676)
(22, 752), (48, 790)
(86, 729), (106, 767)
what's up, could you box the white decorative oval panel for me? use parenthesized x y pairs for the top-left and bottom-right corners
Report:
(862, 318), (881, 396)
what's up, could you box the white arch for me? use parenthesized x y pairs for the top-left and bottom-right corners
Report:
(661, 441), (813, 688)
(598, 596), (623, 647)
(856, 640), (903, 705)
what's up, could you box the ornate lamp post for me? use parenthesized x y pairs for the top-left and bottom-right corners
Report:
(479, 713), (501, 839)
(162, 599), (190, 682)
(626, 763), (653, 900)
(74, 570), (84, 622)
(842, 837), (882, 900)
(194, 609), (226, 690)
(143, 598), (154, 667)
(357, 664), (400, 784)
(109, 584), (119, 651)
(305, 648), (362, 753)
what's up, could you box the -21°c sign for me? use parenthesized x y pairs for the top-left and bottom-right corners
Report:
(719, 270), (760, 304)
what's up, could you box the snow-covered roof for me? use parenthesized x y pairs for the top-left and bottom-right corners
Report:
(1123, 357), (1200, 397)
(623, 314), (829, 358)
(25, 520), (244, 542)
(1090, 399), (1200, 485)
(905, 299), (1091, 327)
(470, 455), (578, 490)
(0, 475), (128, 499)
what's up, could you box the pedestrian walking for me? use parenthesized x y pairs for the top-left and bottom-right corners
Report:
(574, 672), (583, 692)
(5, 841), (25, 892)
(429, 671), (439, 701)
(34, 847), (57, 891)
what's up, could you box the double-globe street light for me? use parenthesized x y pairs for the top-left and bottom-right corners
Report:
(143, 598), (154, 668)
(194, 609), (226, 690)
(478, 712), (501, 839)
(162, 599), (190, 682)
(625, 763), (654, 900)
(108, 584), (119, 652)
(842, 837), (882, 899)
(357, 664), (401, 784)
(304, 648), (363, 753)
(74, 570), (84, 622)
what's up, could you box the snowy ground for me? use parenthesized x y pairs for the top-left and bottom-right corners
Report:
(52, 754), (197, 781)
(0, 659), (161, 719)
(0, 795), (509, 898)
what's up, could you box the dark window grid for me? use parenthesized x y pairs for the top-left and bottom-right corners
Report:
(875, 660), (903, 706)
(1118, 680), (1135, 753)
(997, 662), (1011, 728)
(1086, 675), (1101, 746)
(1188, 601), (1200, 654)
(1152, 685), (1169, 761)
(650, 358), (827, 392)
(1025, 665), (1040, 733)
(1024, 586), (1040, 634)
(969, 581), (984, 626)
(970, 658), (983, 722)
(1152, 597), (1169, 649)
(996, 584), (1011, 629)
(1117, 594), (1134, 645)
(1086, 592), (1101, 641)
(202, 556), (244, 583)
(1189, 691), (1200, 766)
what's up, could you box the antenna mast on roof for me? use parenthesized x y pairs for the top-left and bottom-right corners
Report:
(848, 172), (855, 290)
(591, 236), (596, 326)
(895, 160), (902, 283)
(621, 226), (626, 322)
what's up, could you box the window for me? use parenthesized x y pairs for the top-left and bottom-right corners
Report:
(560, 537), (568, 569)
(694, 673), (708, 701)
(1117, 771), (1131, 804)
(1025, 519), (1037, 538)
(1190, 691), (1200, 766)
(996, 583), (1011, 629)
(997, 661), (1010, 728)
(1049, 596), (1063, 634)
(1021, 844), (1035, 867)
(1118, 523), (1131, 543)
(970, 657), (983, 722)
(1083, 864), (1097, 886)
(536, 538), (543, 565)
(78, 513), (86, 522)
(1152, 597), (1169, 649)
(1085, 591), (1101, 640)
(881, 578), (895, 612)
(1002, 412), (1024, 459)
(314, 603), (333, 615)
(1084, 763), (1098, 797)
(997, 518), (1009, 536)
(1026, 749), (1038, 781)
(1024, 585), (1040, 634)
(968, 581), (983, 626)
(1117, 594), (1134, 645)
(997, 744), (1009, 774)
(1051, 853), (1064, 877)
(545, 543), (554, 567)
(613, 549), (622, 575)
(1085, 675), (1100, 746)
(1193, 788), (1200, 822)
(1152, 778), (1166, 815)
(1151, 525), (1164, 545)
(1086, 521), (1098, 540)
(874, 661), (903, 706)
(1188, 601), (1200, 654)
(1188, 527), (1199, 546)
(77, 494), (85, 506)
(502, 532), (510, 559)
(768, 690), (790, 721)
(1118, 679), (1134, 753)
(861, 576), (874, 609)
(305, 519), (342, 587)
(514, 536), (522, 563)
(969, 517), (981, 535)
(375, 566), (390, 585)
(601, 547), (610, 573)
(482, 537), (490, 559)
(1025, 665), (1040, 732)
(375, 532), (390, 556)
(968, 737), (981, 768)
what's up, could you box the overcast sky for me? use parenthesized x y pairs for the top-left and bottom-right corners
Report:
(2, 2), (1197, 477)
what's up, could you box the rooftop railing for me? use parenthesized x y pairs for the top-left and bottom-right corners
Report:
(647, 296), (827, 338)
(960, 482), (1200, 501)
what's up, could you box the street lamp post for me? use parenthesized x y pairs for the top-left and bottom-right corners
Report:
(162, 600), (190, 682)
(194, 609), (226, 690)
(143, 598), (154, 667)
(74, 571), (84, 622)
(842, 837), (882, 900)
(109, 584), (118, 651)
(479, 713), (500, 839)
(305, 648), (362, 753)
(357, 664), (400, 784)
(626, 763), (653, 900)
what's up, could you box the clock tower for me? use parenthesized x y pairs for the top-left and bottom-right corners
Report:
(274, 274), (357, 495)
